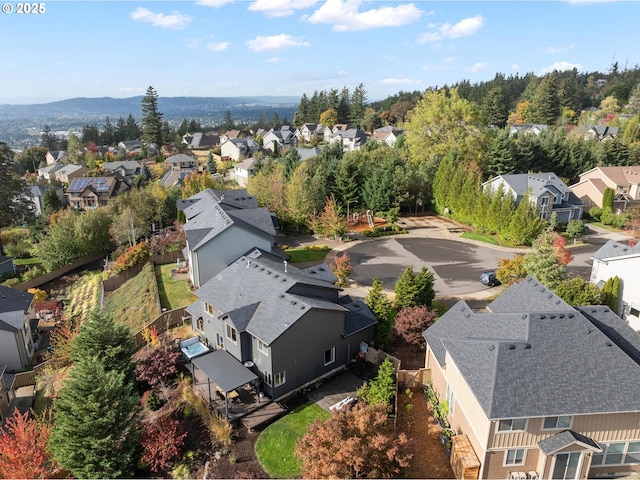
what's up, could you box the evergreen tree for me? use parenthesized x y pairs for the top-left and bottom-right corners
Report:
(338, 87), (351, 124)
(0, 143), (33, 228)
(627, 82), (640, 115)
(504, 194), (544, 246)
(101, 117), (116, 145)
(366, 278), (394, 347)
(293, 93), (311, 127)
(42, 187), (62, 214)
(486, 129), (515, 177)
(524, 229), (568, 289)
(140, 162), (152, 181)
(206, 151), (217, 175)
(221, 109), (235, 131)
(125, 114), (141, 140)
(48, 356), (140, 479)
(350, 83), (368, 128)
(394, 267), (435, 310)
(40, 125), (58, 150)
(361, 161), (394, 213)
(141, 86), (164, 149)
(602, 187), (615, 210)
(483, 85), (509, 128)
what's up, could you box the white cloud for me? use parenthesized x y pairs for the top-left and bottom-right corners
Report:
(546, 44), (575, 54)
(267, 57), (282, 63)
(130, 7), (191, 30)
(422, 64), (452, 72)
(306, 0), (424, 32)
(383, 55), (396, 61)
(465, 62), (489, 73)
(195, 0), (235, 7)
(540, 61), (582, 75)
(249, 0), (319, 18)
(376, 78), (422, 86)
(417, 14), (483, 43)
(246, 34), (311, 51)
(512, 64), (519, 70)
(206, 41), (230, 52)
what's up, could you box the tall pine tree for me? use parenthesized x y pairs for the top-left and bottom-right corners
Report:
(141, 86), (163, 151)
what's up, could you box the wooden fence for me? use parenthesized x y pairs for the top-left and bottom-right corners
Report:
(15, 252), (108, 290)
(131, 306), (190, 348)
(397, 368), (431, 388)
(102, 262), (146, 292)
(150, 251), (184, 265)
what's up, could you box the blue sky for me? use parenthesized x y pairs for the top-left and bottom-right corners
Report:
(1, 0), (639, 104)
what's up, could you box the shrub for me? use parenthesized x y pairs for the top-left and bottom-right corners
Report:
(114, 242), (149, 274)
(588, 206), (603, 221)
(307, 244), (330, 252)
(172, 463), (190, 480)
(146, 390), (164, 411)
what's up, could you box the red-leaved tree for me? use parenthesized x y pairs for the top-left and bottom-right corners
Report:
(331, 252), (352, 287)
(394, 305), (438, 347)
(135, 345), (182, 389)
(140, 415), (187, 473)
(0, 408), (59, 479)
(552, 232), (573, 266)
(295, 402), (412, 479)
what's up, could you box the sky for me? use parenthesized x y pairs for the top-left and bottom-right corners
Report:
(1, 0), (640, 104)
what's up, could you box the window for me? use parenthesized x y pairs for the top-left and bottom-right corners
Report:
(446, 385), (456, 416)
(216, 333), (224, 350)
(205, 303), (215, 316)
(630, 307), (640, 318)
(543, 416), (572, 430)
(274, 371), (286, 387)
(498, 418), (526, 432)
(541, 196), (549, 206)
(196, 317), (204, 331)
(324, 347), (335, 366)
(264, 372), (272, 386)
(257, 339), (268, 356)
(226, 324), (237, 344)
(505, 449), (525, 466)
(592, 442), (640, 466)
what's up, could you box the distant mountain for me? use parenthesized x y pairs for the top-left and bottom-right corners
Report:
(0, 95), (301, 119)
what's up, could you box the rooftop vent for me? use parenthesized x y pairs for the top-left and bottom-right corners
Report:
(489, 345), (495, 351)
(525, 344), (532, 349)
(540, 315), (546, 319)
(521, 314), (528, 320)
(508, 345), (515, 350)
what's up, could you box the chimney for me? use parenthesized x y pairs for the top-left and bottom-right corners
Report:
(283, 260), (288, 273)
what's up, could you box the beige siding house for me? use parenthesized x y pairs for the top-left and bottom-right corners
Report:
(424, 277), (640, 480)
(570, 166), (640, 213)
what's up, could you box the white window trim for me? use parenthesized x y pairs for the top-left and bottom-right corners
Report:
(216, 333), (224, 350)
(497, 418), (527, 433)
(542, 415), (572, 430)
(324, 347), (336, 366)
(274, 371), (286, 387)
(446, 384), (456, 416)
(257, 339), (269, 356)
(226, 324), (237, 344)
(205, 302), (215, 316)
(503, 448), (527, 467)
(196, 317), (204, 332)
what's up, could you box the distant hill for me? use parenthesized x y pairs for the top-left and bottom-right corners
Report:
(0, 95), (300, 119)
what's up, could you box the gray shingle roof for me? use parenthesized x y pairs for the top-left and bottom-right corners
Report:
(424, 276), (640, 419)
(488, 276), (572, 313)
(343, 301), (378, 337)
(194, 251), (345, 345)
(592, 239), (640, 261)
(0, 285), (33, 332)
(191, 350), (257, 393)
(537, 430), (602, 455)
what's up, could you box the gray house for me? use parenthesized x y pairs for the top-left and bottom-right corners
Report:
(483, 172), (584, 223)
(178, 189), (280, 288)
(187, 248), (377, 400)
(0, 286), (36, 372)
(26, 185), (66, 216)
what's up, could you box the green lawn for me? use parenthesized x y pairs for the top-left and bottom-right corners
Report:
(255, 401), (330, 478)
(13, 256), (42, 266)
(285, 248), (328, 264)
(155, 264), (197, 310)
(460, 231), (499, 246)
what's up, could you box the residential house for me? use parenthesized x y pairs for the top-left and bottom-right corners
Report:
(45, 150), (68, 165)
(182, 132), (221, 150)
(328, 128), (369, 152)
(231, 157), (257, 188)
(423, 276), (640, 480)
(37, 164), (63, 182)
(591, 239), (640, 330)
(484, 173), (584, 223)
(161, 154), (199, 187)
(372, 126), (404, 147)
(118, 140), (142, 156)
(585, 125), (619, 142)
(177, 189), (279, 288)
(101, 160), (142, 179)
(220, 138), (263, 162)
(186, 248), (377, 400)
(295, 123), (324, 143)
(65, 176), (129, 209)
(262, 126), (295, 153)
(569, 166), (640, 213)
(323, 124), (348, 142)
(0, 366), (14, 425)
(0, 285), (36, 372)
(220, 130), (242, 143)
(508, 124), (549, 136)
(0, 255), (14, 278)
(53, 164), (89, 184)
(296, 147), (322, 161)
(26, 185), (66, 216)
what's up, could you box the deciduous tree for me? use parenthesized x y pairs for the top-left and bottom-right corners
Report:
(524, 230), (568, 289)
(0, 408), (58, 479)
(135, 345), (181, 390)
(295, 401), (412, 479)
(394, 305), (437, 347)
(330, 252), (352, 287)
(140, 415), (187, 473)
(309, 195), (346, 239)
(553, 277), (602, 306)
(496, 255), (527, 285)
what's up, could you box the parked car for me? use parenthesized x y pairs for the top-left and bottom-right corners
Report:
(480, 271), (500, 287)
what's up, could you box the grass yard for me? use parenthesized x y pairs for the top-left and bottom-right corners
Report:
(285, 248), (328, 264)
(155, 264), (197, 310)
(103, 263), (161, 332)
(13, 256), (42, 266)
(460, 231), (499, 246)
(255, 401), (330, 478)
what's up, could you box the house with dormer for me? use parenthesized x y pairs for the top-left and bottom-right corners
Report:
(186, 248), (377, 401)
(220, 138), (263, 162)
(585, 125), (619, 142)
(373, 126), (404, 147)
(52, 164), (89, 185)
(328, 128), (369, 152)
(508, 124), (548, 137)
(231, 158), (257, 188)
(45, 150), (69, 166)
(262, 126), (295, 153)
(0, 285), (36, 372)
(65, 176), (129, 209)
(570, 166), (640, 213)
(182, 132), (221, 150)
(178, 189), (279, 288)
(161, 154), (199, 187)
(483, 173), (584, 223)
(295, 123), (325, 143)
(101, 160), (141, 179)
(591, 239), (640, 330)
(424, 276), (640, 480)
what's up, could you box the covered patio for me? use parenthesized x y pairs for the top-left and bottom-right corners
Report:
(190, 350), (261, 419)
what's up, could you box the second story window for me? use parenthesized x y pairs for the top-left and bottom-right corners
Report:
(257, 339), (269, 356)
(504, 448), (526, 466)
(324, 347), (335, 366)
(540, 196), (549, 206)
(226, 324), (237, 344)
(205, 303), (215, 316)
(196, 317), (204, 331)
(498, 418), (526, 432)
(543, 415), (572, 430)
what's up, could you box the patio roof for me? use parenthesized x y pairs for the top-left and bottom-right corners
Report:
(191, 350), (257, 393)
